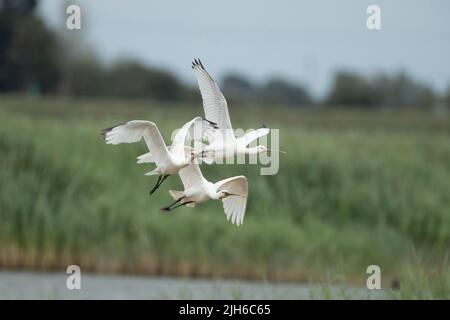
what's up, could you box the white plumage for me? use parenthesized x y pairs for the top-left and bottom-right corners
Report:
(101, 116), (215, 194)
(192, 59), (279, 162)
(162, 163), (248, 226)
(99, 58), (281, 226)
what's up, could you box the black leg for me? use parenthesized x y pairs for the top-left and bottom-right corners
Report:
(160, 198), (181, 211)
(149, 175), (162, 195)
(149, 175), (170, 195)
(161, 200), (193, 212)
(161, 174), (170, 184)
(171, 201), (194, 210)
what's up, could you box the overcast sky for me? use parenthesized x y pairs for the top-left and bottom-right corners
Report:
(38, 0), (450, 97)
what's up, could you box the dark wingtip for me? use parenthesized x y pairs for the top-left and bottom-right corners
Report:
(198, 59), (205, 69)
(192, 58), (205, 70)
(100, 128), (111, 140)
(100, 122), (125, 139)
(202, 117), (217, 125)
(202, 117), (218, 129)
(260, 124), (267, 128)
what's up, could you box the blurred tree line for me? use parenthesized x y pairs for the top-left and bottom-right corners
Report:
(0, 0), (59, 93)
(326, 71), (437, 109)
(0, 0), (448, 109)
(0, 0), (186, 101)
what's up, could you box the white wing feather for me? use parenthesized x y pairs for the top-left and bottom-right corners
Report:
(192, 59), (234, 140)
(137, 152), (153, 164)
(178, 163), (205, 190)
(170, 117), (214, 158)
(102, 120), (170, 166)
(215, 176), (248, 226)
(237, 128), (270, 146)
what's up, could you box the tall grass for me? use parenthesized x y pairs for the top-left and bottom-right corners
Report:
(0, 96), (449, 291)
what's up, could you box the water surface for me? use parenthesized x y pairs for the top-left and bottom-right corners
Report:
(0, 271), (386, 299)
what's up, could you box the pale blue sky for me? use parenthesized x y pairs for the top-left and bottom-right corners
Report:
(38, 0), (450, 97)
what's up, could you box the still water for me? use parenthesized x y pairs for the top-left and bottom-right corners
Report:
(0, 271), (386, 299)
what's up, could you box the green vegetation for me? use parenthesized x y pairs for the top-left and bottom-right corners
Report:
(0, 96), (449, 298)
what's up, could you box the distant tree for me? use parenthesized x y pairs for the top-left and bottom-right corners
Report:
(0, 0), (60, 93)
(107, 60), (153, 98)
(6, 16), (60, 93)
(261, 77), (312, 106)
(327, 71), (435, 109)
(327, 72), (378, 107)
(446, 86), (450, 109)
(416, 87), (435, 109)
(106, 59), (185, 101)
(67, 54), (107, 96)
(221, 73), (255, 104)
(372, 72), (435, 109)
(0, 0), (37, 15)
(147, 68), (185, 101)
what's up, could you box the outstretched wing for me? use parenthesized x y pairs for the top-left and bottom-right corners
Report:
(215, 176), (248, 226)
(170, 117), (216, 158)
(237, 128), (270, 146)
(101, 120), (170, 167)
(192, 58), (233, 140)
(178, 163), (205, 191)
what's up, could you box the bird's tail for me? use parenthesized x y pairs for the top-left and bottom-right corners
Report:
(169, 190), (184, 200)
(145, 168), (160, 176)
(137, 152), (153, 164)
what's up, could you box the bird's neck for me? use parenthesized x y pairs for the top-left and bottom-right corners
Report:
(245, 146), (260, 154)
(209, 185), (222, 200)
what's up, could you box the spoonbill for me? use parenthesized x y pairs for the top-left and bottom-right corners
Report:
(192, 58), (284, 163)
(161, 163), (248, 226)
(101, 117), (217, 195)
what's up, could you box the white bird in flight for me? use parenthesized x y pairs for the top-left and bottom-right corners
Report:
(161, 163), (248, 226)
(192, 58), (285, 163)
(101, 117), (217, 195)
(99, 59), (284, 226)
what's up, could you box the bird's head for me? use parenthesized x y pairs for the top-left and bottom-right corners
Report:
(218, 190), (243, 200)
(256, 145), (268, 153)
(256, 145), (287, 154)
